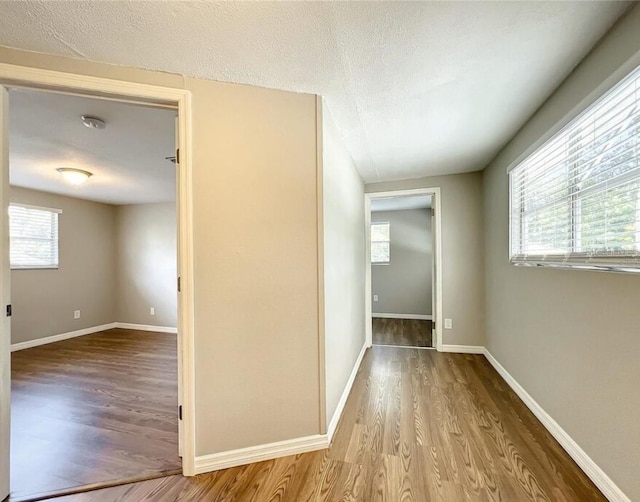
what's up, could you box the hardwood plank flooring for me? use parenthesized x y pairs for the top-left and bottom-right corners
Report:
(372, 318), (432, 347)
(51, 346), (603, 501)
(10, 329), (180, 501)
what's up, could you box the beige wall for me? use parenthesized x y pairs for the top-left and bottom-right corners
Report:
(116, 203), (176, 328)
(10, 186), (117, 344)
(366, 173), (484, 347)
(371, 208), (432, 316)
(0, 47), (323, 458)
(187, 77), (321, 454)
(322, 102), (366, 427)
(483, 5), (640, 500)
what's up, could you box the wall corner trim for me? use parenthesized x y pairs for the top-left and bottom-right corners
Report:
(483, 348), (631, 502)
(114, 322), (177, 334)
(327, 343), (368, 444)
(10, 322), (118, 351)
(440, 344), (484, 354)
(193, 434), (328, 475)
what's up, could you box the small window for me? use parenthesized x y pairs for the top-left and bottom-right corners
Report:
(509, 63), (640, 273)
(10, 204), (61, 270)
(371, 221), (390, 264)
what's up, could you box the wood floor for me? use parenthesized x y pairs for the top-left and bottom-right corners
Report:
(372, 318), (432, 347)
(51, 346), (603, 501)
(10, 329), (180, 501)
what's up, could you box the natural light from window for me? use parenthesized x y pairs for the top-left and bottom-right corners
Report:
(509, 63), (640, 272)
(371, 221), (390, 264)
(9, 204), (60, 269)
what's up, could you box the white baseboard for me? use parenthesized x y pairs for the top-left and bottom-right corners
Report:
(441, 344), (484, 354)
(114, 322), (177, 334)
(194, 343), (368, 475)
(327, 343), (367, 443)
(372, 313), (432, 320)
(375, 344), (435, 350)
(194, 434), (328, 475)
(193, 343), (368, 475)
(11, 322), (177, 351)
(483, 348), (630, 502)
(11, 322), (117, 351)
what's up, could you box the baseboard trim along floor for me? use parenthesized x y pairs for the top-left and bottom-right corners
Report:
(193, 435), (328, 475)
(441, 344), (484, 354)
(482, 348), (630, 502)
(326, 343), (368, 443)
(10, 323), (118, 351)
(10, 322), (177, 351)
(372, 313), (433, 320)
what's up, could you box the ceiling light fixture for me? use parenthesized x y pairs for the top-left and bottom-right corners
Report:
(81, 115), (106, 129)
(56, 168), (93, 186)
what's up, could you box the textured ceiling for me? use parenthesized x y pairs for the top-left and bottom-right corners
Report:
(10, 89), (176, 205)
(0, 1), (630, 182)
(371, 195), (431, 212)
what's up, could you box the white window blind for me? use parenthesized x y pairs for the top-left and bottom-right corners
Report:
(10, 204), (61, 269)
(371, 221), (390, 264)
(510, 63), (640, 273)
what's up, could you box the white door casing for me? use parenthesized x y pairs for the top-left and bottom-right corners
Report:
(0, 85), (11, 501)
(175, 114), (183, 458)
(364, 188), (443, 351)
(0, 62), (197, 477)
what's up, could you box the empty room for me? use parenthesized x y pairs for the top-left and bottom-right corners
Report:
(0, 2), (639, 502)
(370, 194), (434, 348)
(6, 89), (180, 500)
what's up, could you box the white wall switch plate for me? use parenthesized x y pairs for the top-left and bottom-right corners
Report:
(373, 295), (379, 302)
(150, 307), (155, 316)
(444, 318), (452, 329)
(74, 310), (81, 319)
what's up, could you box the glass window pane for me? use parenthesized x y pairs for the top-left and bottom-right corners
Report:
(9, 205), (59, 268)
(371, 222), (389, 241)
(371, 242), (389, 263)
(509, 62), (640, 270)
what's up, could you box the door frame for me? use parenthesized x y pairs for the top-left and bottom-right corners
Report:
(0, 63), (197, 477)
(364, 187), (443, 351)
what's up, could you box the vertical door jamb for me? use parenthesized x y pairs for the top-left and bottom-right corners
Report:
(174, 115), (184, 458)
(0, 85), (11, 501)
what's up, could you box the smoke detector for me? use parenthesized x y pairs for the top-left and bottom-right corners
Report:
(81, 115), (106, 129)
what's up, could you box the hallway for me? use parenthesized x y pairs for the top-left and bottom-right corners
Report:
(51, 346), (603, 501)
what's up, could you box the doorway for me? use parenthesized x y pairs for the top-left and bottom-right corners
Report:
(0, 65), (196, 502)
(365, 188), (443, 351)
(7, 88), (180, 500)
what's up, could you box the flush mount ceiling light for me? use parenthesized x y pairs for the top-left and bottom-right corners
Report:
(81, 115), (106, 129)
(56, 168), (93, 186)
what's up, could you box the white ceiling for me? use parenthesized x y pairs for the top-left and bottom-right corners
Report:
(0, 2), (631, 183)
(371, 195), (431, 213)
(9, 89), (176, 205)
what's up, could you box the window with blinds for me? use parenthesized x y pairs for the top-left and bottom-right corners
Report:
(371, 221), (390, 264)
(510, 63), (640, 273)
(9, 204), (61, 269)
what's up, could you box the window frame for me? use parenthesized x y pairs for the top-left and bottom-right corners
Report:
(9, 203), (62, 270)
(508, 62), (640, 274)
(370, 221), (390, 265)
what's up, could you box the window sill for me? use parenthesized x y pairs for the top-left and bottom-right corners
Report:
(510, 259), (640, 274)
(11, 266), (59, 270)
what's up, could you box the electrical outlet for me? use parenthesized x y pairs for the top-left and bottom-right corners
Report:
(373, 295), (379, 302)
(444, 318), (452, 329)
(74, 310), (81, 320)
(150, 307), (155, 316)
